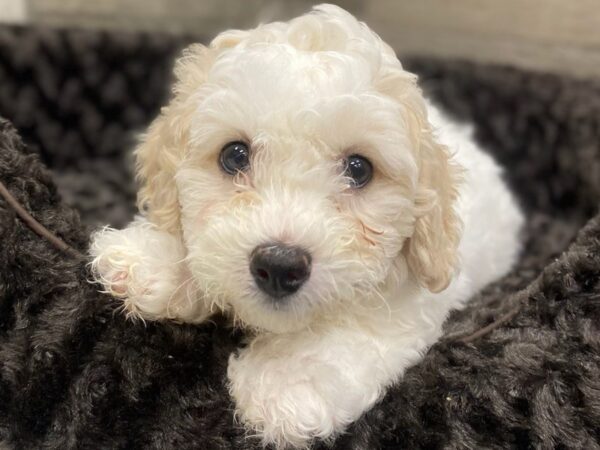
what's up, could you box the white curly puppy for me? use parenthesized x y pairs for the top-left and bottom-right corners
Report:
(90, 5), (523, 448)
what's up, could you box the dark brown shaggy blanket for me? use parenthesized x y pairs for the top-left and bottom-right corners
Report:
(0, 26), (599, 449)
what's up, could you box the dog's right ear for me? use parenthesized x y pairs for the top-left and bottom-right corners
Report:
(376, 70), (463, 293)
(135, 34), (248, 233)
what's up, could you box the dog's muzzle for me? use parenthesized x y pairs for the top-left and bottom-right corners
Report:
(250, 243), (312, 299)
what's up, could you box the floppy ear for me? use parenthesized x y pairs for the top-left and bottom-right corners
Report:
(402, 99), (463, 293)
(377, 71), (462, 292)
(136, 33), (248, 233)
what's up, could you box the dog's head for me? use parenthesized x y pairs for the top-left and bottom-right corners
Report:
(136, 4), (462, 332)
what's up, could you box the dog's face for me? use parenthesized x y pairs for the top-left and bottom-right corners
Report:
(136, 5), (462, 333)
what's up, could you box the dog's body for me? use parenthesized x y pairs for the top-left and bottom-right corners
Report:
(90, 5), (523, 448)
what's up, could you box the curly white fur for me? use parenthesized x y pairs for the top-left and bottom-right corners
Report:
(89, 5), (523, 448)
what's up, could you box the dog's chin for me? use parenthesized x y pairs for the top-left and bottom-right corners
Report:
(227, 293), (316, 334)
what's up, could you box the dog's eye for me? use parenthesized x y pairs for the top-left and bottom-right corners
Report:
(219, 141), (250, 175)
(344, 154), (373, 188)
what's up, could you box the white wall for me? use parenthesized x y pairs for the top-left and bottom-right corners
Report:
(9, 0), (600, 79)
(364, 0), (600, 79)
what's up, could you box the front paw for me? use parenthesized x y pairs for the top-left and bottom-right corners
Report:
(90, 233), (154, 319)
(228, 349), (356, 449)
(89, 224), (197, 321)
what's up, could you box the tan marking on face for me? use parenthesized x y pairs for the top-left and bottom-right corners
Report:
(230, 190), (260, 208)
(358, 219), (385, 247)
(362, 222), (384, 236)
(196, 203), (215, 227)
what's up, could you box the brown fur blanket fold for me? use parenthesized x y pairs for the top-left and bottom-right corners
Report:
(0, 26), (599, 449)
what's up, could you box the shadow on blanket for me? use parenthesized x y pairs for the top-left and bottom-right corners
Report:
(0, 26), (599, 449)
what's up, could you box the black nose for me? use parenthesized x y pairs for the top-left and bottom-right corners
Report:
(250, 243), (312, 299)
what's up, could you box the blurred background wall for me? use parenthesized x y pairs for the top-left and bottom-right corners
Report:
(1, 0), (599, 79)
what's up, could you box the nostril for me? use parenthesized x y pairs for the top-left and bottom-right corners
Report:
(284, 268), (308, 285)
(286, 271), (299, 282)
(257, 268), (270, 281)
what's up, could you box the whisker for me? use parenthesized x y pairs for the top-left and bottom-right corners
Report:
(359, 219), (379, 246)
(165, 274), (198, 317)
(370, 287), (392, 320)
(234, 169), (255, 189)
(363, 222), (384, 235)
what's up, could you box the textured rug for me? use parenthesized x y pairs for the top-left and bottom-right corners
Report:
(0, 26), (599, 449)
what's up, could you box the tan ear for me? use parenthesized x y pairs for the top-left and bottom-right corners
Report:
(135, 45), (210, 232)
(376, 70), (462, 292)
(404, 115), (463, 293)
(135, 108), (188, 233)
(136, 34), (248, 232)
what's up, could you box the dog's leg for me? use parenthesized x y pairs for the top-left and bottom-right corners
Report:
(228, 323), (425, 448)
(89, 217), (208, 322)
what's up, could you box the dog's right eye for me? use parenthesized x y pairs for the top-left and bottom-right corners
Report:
(219, 141), (250, 175)
(344, 154), (373, 189)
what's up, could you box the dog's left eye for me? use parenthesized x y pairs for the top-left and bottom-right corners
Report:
(220, 141), (250, 175)
(344, 154), (373, 188)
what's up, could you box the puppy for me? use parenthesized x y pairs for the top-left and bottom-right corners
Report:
(90, 4), (523, 448)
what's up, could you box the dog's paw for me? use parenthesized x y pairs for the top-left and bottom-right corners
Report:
(228, 341), (367, 449)
(240, 384), (336, 448)
(230, 365), (336, 448)
(90, 243), (149, 319)
(89, 223), (196, 321)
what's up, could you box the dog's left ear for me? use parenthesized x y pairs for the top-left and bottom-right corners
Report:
(405, 121), (463, 293)
(379, 73), (463, 293)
